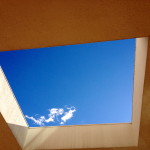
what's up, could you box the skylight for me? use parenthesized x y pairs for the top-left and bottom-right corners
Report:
(0, 39), (135, 127)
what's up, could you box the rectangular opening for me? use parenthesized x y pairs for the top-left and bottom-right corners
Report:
(0, 38), (135, 127)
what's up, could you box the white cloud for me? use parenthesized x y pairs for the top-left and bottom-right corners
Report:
(60, 122), (64, 125)
(49, 108), (64, 116)
(45, 108), (64, 123)
(25, 106), (76, 126)
(45, 117), (54, 123)
(61, 107), (76, 124)
(25, 115), (45, 126)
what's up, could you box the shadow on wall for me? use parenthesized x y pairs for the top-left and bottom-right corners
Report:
(24, 126), (59, 150)
(7, 123), (28, 149)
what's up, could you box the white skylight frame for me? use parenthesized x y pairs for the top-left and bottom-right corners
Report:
(0, 37), (148, 150)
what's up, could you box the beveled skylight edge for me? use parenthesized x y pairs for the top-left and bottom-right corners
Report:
(0, 37), (148, 149)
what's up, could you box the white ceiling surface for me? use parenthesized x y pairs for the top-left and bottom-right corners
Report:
(0, 37), (148, 150)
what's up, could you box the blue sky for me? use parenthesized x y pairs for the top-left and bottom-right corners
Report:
(0, 39), (135, 127)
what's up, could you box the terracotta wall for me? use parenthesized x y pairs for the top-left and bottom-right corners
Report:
(0, 0), (150, 51)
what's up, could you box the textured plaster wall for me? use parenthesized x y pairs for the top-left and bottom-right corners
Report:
(0, 0), (150, 51)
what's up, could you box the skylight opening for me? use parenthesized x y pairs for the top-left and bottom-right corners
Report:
(0, 38), (135, 127)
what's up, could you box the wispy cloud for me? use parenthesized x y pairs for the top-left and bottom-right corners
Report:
(60, 107), (76, 124)
(45, 108), (64, 123)
(25, 106), (76, 126)
(25, 115), (45, 126)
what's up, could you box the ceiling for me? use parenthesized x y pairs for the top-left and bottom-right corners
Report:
(0, 0), (150, 149)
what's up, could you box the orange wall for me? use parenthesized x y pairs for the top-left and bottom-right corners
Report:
(0, 0), (150, 51)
